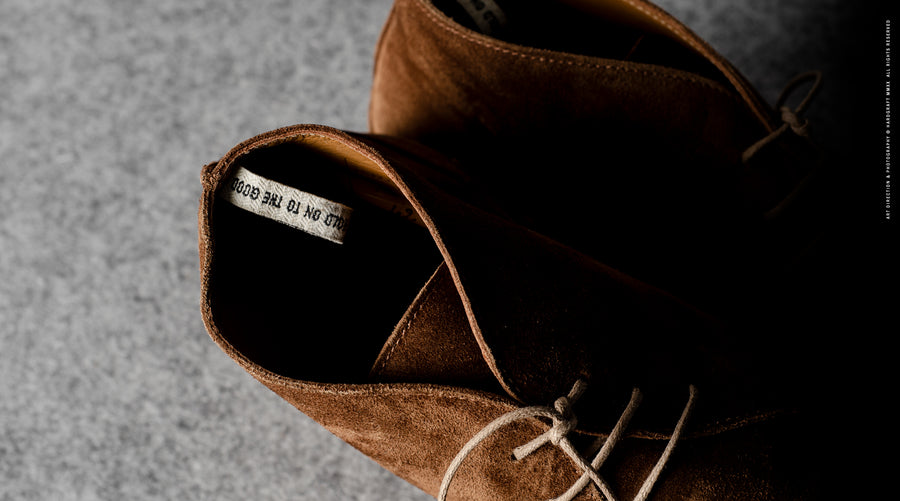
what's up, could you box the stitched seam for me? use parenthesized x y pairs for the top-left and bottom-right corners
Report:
(618, 0), (770, 126)
(619, 0), (704, 58)
(372, 268), (442, 376)
(410, 0), (740, 102)
(253, 367), (514, 406)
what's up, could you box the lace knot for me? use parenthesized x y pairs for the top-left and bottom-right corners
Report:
(779, 106), (809, 137)
(548, 396), (577, 445)
(742, 70), (822, 164)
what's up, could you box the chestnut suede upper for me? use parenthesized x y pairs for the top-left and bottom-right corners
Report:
(199, 124), (828, 500)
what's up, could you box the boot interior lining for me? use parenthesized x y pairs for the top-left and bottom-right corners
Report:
(208, 139), (443, 382)
(430, 0), (727, 86)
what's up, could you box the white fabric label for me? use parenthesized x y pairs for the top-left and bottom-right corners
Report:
(220, 166), (353, 244)
(456, 0), (507, 35)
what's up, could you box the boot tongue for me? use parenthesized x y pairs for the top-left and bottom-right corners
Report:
(369, 262), (497, 390)
(429, 197), (724, 407)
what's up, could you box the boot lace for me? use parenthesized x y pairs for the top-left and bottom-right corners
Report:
(742, 71), (823, 164)
(438, 381), (698, 501)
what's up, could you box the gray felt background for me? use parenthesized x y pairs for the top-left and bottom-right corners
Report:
(0, 1), (887, 500)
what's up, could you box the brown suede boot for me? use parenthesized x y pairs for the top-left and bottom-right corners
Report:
(199, 124), (829, 500)
(369, 0), (835, 323)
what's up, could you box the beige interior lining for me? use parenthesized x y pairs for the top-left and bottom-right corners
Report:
(556, 0), (677, 40)
(289, 135), (425, 226)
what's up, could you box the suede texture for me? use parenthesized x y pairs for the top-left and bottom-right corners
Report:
(369, 0), (828, 320)
(370, 263), (499, 389)
(199, 124), (830, 500)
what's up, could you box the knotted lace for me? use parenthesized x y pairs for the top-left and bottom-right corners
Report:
(742, 71), (823, 164)
(438, 381), (698, 501)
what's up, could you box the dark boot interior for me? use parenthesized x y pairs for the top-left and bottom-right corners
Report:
(208, 138), (443, 382)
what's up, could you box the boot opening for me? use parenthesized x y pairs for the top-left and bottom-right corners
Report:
(207, 136), (443, 382)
